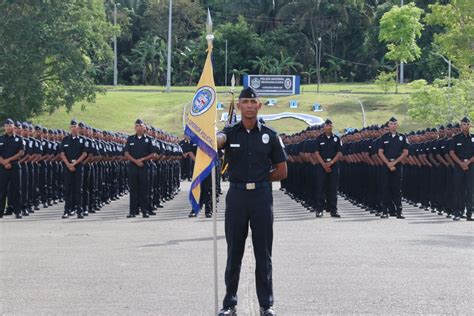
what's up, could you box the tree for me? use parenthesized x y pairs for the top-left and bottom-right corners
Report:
(0, 1), (114, 121)
(375, 71), (396, 94)
(379, 3), (424, 91)
(407, 78), (474, 125)
(122, 36), (166, 85)
(425, 0), (474, 76)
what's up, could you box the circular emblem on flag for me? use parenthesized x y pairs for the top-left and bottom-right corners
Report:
(191, 86), (216, 116)
(284, 78), (292, 89)
(262, 133), (270, 144)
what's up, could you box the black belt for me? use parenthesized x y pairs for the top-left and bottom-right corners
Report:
(230, 182), (270, 190)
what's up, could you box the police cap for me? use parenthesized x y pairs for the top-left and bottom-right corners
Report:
(239, 87), (258, 99)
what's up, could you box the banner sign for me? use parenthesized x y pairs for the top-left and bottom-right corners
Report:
(243, 74), (300, 96)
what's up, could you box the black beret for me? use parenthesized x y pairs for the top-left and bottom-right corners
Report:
(388, 117), (398, 123)
(454, 123), (460, 128)
(461, 116), (470, 123)
(42, 127), (47, 133)
(416, 131), (421, 135)
(324, 118), (333, 125)
(446, 123), (453, 128)
(48, 129), (53, 134)
(78, 122), (85, 128)
(34, 125), (42, 131)
(438, 125), (445, 130)
(239, 87), (258, 99)
(4, 118), (14, 125)
(15, 121), (22, 127)
(22, 122), (29, 129)
(408, 131), (415, 136)
(430, 128), (437, 132)
(70, 119), (78, 126)
(135, 119), (144, 125)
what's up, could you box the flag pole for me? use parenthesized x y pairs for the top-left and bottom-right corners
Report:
(206, 9), (219, 314)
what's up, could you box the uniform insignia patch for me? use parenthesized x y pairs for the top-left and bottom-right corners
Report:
(262, 133), (270, 144)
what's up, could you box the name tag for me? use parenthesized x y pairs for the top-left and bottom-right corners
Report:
(384, 141), (389, 144)
(0, 142), (3, 145)
(230, 144), (240, 148)
(130, 143), (135, 146)
(320, 142), (325, 145)
(456, 143), (462, 146)
(64, 144), (69, 147)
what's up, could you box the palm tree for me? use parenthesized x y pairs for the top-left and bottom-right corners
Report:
(250, 56), (274, 74)
(301, 67), (317, 84)
(231, 68), (249, 86)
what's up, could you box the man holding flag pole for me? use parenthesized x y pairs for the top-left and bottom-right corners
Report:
(216, 93), (288, 315)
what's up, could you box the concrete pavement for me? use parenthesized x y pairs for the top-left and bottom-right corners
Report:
(1, 181), (472, 315)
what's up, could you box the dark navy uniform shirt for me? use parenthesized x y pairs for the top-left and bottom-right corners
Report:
(60, 135), (85, 161)
(449, 132), (474, 160)
(315, 133), (342, 161)
(124, 134), (153, 159)
(222, 121), (287, 183)
(0, 134), (24, 162)
(379, 133), (408, 160)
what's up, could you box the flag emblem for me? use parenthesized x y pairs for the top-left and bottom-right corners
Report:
(191, 86), (216, 116)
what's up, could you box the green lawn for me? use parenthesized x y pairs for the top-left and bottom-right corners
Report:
(33, 83), (427, 136)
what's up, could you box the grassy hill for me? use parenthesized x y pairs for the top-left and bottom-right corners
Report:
(33, 83), (427, 136)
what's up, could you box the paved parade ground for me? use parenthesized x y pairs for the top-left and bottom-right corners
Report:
(1, 182), (473, 315)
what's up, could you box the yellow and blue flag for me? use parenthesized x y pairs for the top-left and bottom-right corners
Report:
(184, 35), (218, 213)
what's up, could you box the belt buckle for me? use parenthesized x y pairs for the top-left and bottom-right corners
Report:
(71, 160), (76, 163)
(326, 158), (331, 162)
(246, 183), (256, 190)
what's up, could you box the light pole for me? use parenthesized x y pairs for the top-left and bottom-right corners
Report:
(166, 0), (173, 93)
(400, 0), (404, 84)
(316, 36), (322, 93)
(225, 40), (228, 87)
(435, 53), (452, 119)
(113, 3), (118, 86)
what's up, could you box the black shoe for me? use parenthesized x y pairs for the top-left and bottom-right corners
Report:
(331, 213), (341, 218)
(218, 306), (236, 316)
(205, 212), (212, 218)
(381, 214), (389, 219)
(438, 211), (444, 216)
(316, 211), (323, 218)
(83, 210), (89, 216)
(62, 213), (69, 219)
(260, 306), (276, 316)
(149, 210), (157, 216)
(89, 209), (96, 214)
(396, 215), (405, 219)
(77, 213), (84, 219)
(70, 211), (76, 217)
(188, 211), (197, 218)
(375, 212), (381, 217)
(453, 216), (461, 221)
(126, 214), (135, 218)
(142, 213), (149, 218)
(15, 213), (22, 219)
(22, 210), (29, 216)
(157, 204), (164, 208)
(466, 217), (473, 221)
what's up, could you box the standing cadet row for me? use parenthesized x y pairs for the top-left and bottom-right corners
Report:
(340, 116), (472, 221)
(0, 118), (183, 219)
(280, 116), (473, 222)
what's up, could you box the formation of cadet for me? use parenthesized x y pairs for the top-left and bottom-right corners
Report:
(281, 119), (342, 218)
(282, 116), (473, 222)
(0, 118), (183, 219)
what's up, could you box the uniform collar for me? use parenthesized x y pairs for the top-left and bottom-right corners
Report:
(238, 120), (262, 132)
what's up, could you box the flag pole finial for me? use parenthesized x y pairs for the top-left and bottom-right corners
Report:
(206, 8), (214, 43)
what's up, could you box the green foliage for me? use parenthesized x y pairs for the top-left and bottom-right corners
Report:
(0, 0), (114, 121)
(425, 0), (474, 76)
(407, 77), (474, 125)
(379, 3), (424, 63)
(375, 71), (396, 94)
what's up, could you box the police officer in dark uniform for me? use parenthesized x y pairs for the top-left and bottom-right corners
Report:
(59, 119), (87, 219)
(124, 119), (154, 218)
(378, 117), (409, 219)
(0, 118), (25, 219)
(449, 116), (473, 221)
(217, 87), (287, 316)
(314, 119), (342, 218)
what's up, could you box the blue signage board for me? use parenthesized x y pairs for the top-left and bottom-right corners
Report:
(243, 75), (300, 96)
